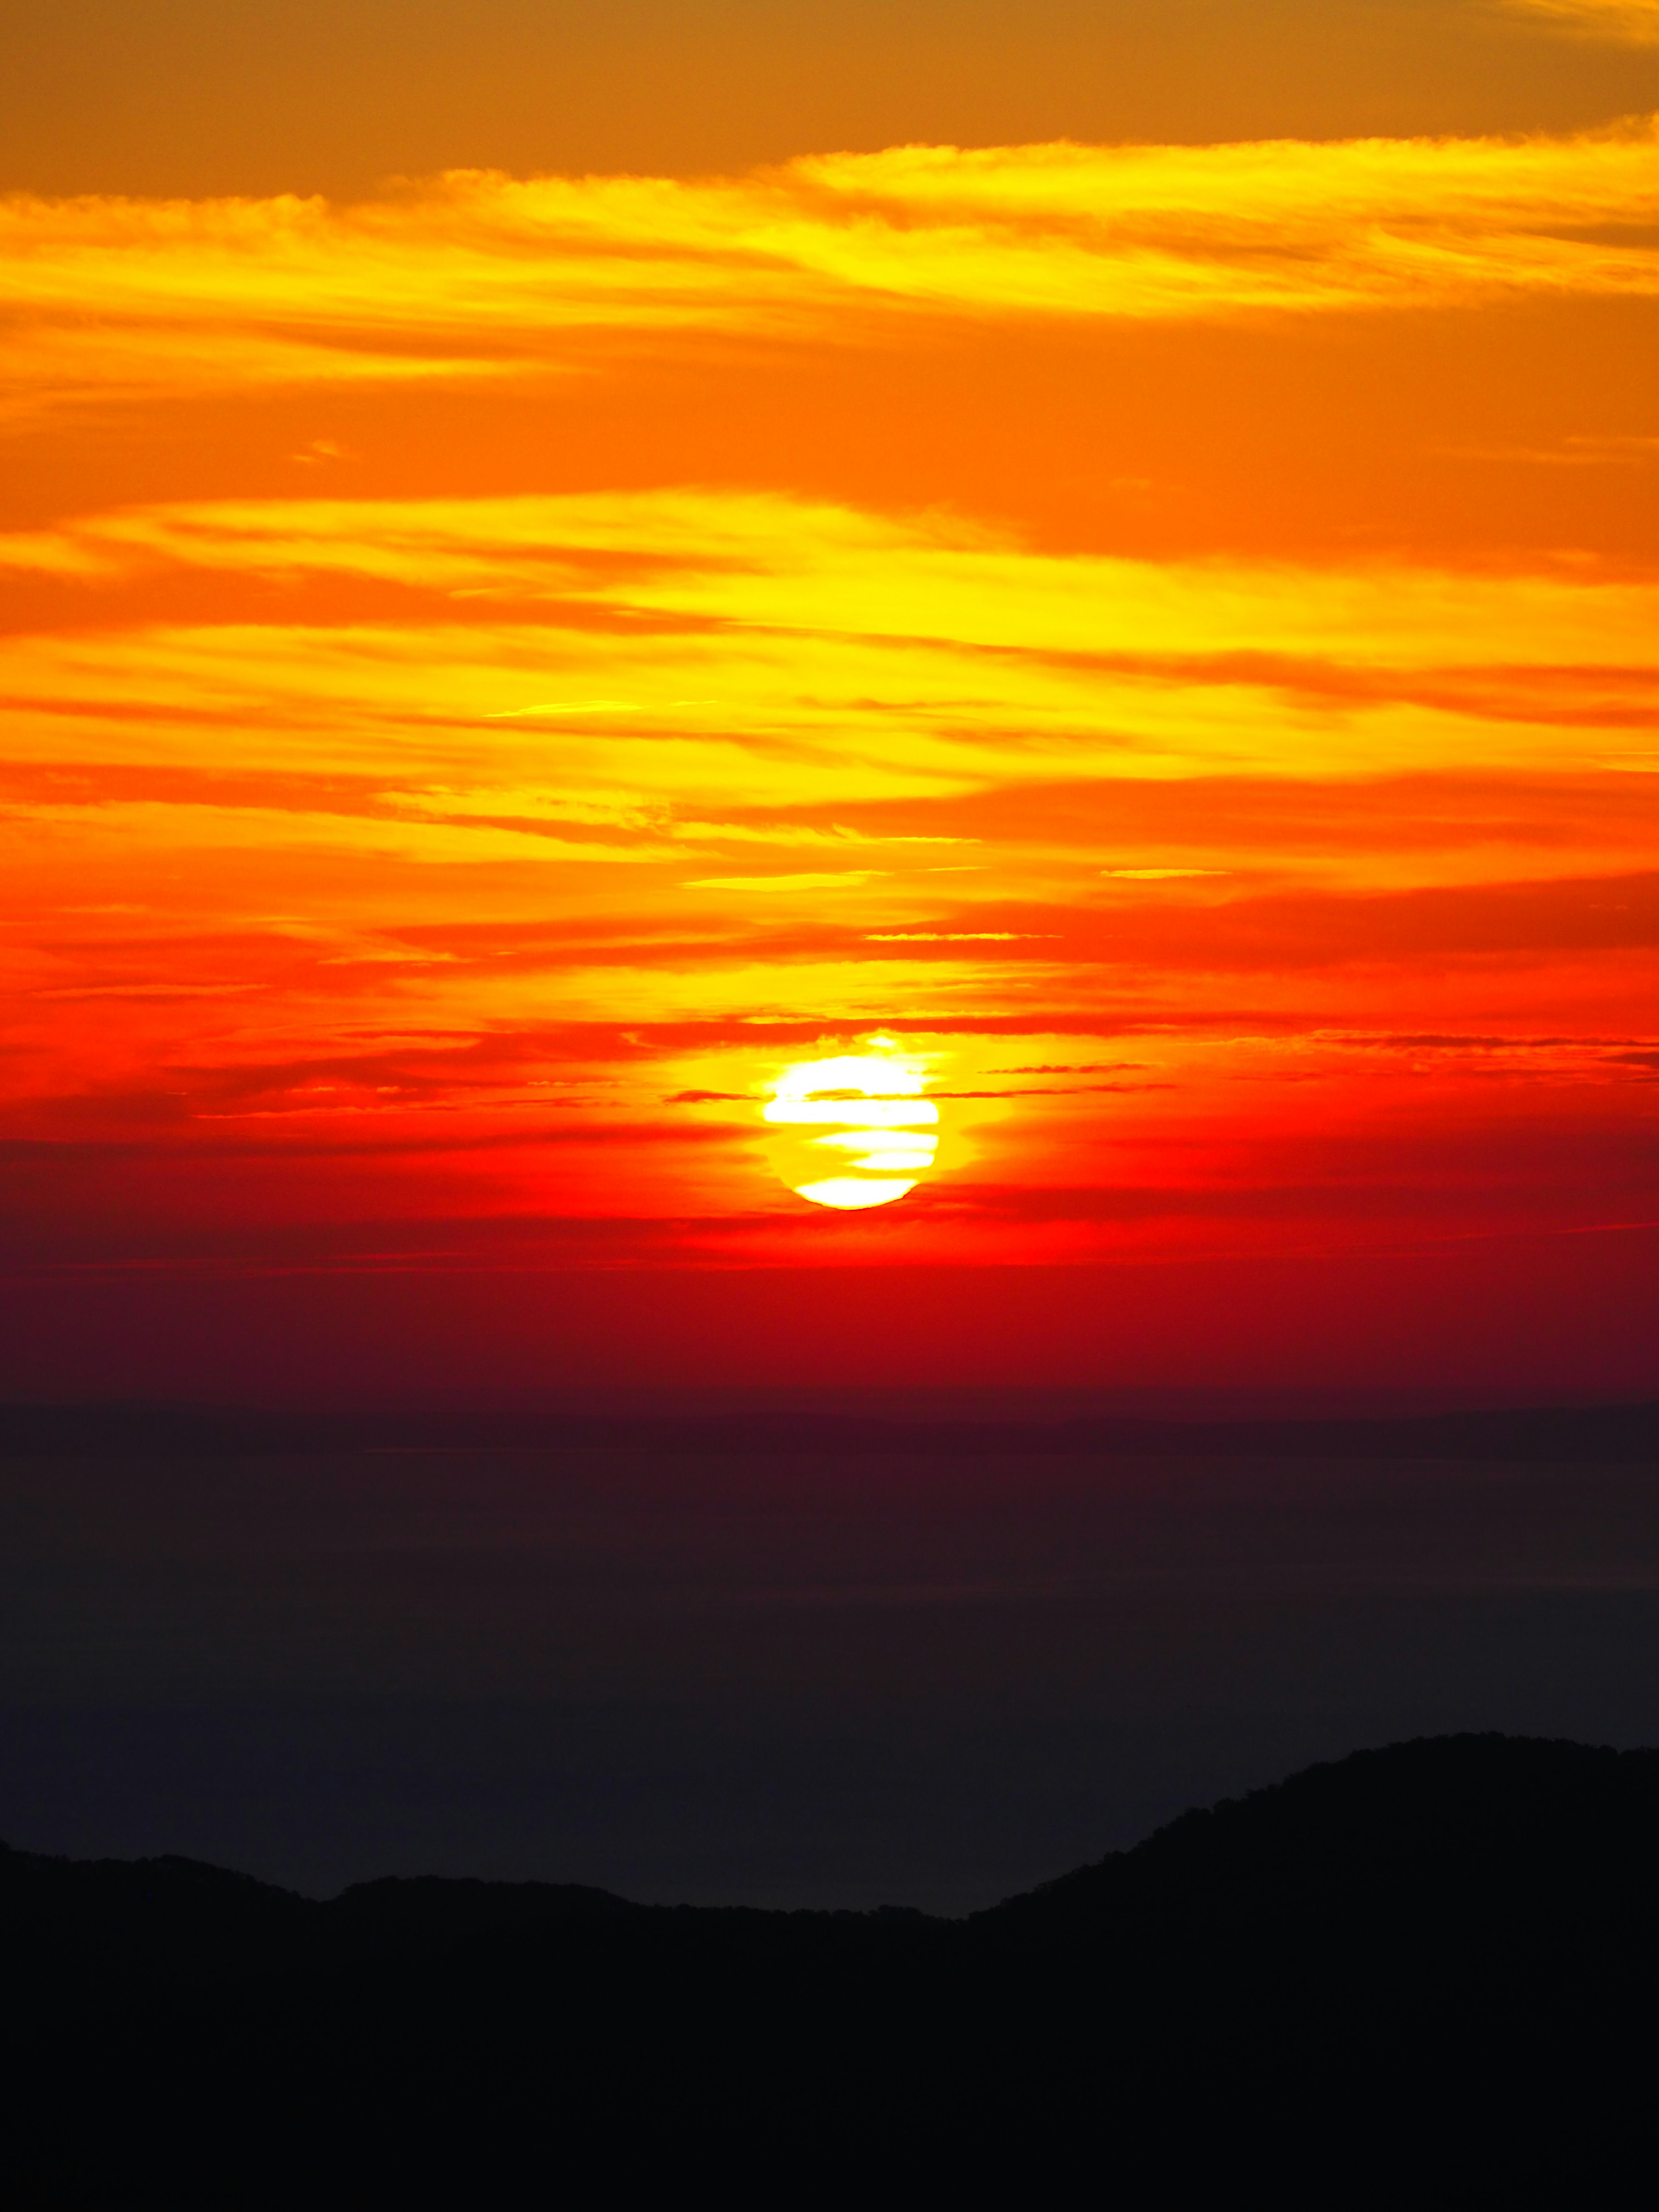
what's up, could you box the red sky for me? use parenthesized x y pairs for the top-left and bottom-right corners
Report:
(3, 0), (1658, 1399)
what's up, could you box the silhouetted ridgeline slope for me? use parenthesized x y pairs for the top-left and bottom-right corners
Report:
(6, 1735), (1658, 2203)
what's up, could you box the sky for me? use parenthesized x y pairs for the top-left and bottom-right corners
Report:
(3, 0), (1659, 1400)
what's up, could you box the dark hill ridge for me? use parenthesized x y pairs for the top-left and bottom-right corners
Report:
(0, 1846), (640, 2016)
(992, 1730), (1659, 1932)
(9, 1733), (1659, 1998)
(7, 1735), (1659, 2202)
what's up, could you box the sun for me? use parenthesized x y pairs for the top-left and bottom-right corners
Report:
(763, 1043), (939, 1210)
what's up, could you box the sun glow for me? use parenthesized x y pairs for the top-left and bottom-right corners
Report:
(764, 1050), (940, 1210)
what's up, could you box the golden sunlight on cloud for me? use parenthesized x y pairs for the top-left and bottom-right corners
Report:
(5, 491), (1658, 814)
(1503, 0), (1659, 43)
(5, 118), (1659, 420)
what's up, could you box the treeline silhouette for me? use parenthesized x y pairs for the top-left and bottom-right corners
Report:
(6, 1735), (1658, 2202)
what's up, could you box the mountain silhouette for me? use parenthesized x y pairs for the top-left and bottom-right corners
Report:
(6, 1734), (1655, 2202)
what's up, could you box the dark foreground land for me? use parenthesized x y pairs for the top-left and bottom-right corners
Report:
(6, 1734), (1658, 2204)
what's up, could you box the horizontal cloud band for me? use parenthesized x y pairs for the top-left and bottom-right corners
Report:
(6, 123), (1659, 408)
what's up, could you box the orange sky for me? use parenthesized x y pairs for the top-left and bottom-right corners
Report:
(3, 2), (1657, 1396)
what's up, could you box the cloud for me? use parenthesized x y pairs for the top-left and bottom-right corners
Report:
(685, 871), (885, 891)
(1501, 0), (1659, 43)
(7, 491), (1658, 817)
(6, 119), (1659, 417)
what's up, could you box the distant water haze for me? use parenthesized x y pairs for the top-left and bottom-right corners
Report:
(4, 1403), (1658, 1911)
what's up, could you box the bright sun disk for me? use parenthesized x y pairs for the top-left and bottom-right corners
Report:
(763, 1050), (939, 1209)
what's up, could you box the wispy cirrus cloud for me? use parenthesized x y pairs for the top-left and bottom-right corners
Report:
(6, 490), (1659, 806)
(6, 119), (1659, 419)
(1501, 0), (1659, 44)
